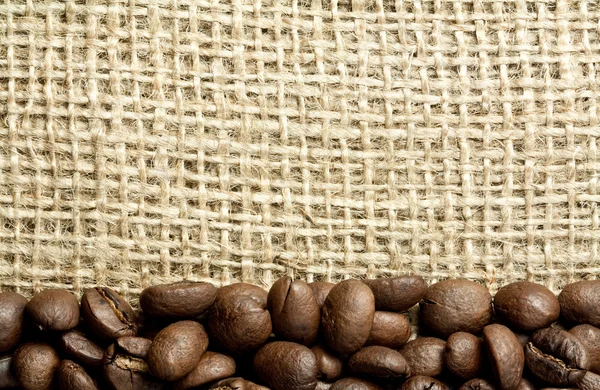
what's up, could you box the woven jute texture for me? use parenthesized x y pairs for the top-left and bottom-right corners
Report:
(1, 0), (599, 299)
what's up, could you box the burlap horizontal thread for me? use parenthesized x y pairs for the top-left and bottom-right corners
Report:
(0, 0), (599, 300)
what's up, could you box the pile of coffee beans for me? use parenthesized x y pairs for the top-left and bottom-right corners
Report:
(1, 277), (600, 390)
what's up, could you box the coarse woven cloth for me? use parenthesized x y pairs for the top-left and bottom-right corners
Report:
(0, 0), (599, 300)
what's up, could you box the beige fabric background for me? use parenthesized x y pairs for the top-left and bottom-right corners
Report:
(1, 0), (599, 299)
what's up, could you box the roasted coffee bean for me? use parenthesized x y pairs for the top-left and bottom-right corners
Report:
(0, 356), (18, 388)
(268, 277), (320, 346)
(348, 345), (410, 379)
(366, 311), (411, 349)
(516, 378), (537, 390)
(569, 324), (600, 373)
(311, 345), (343, 382)
(494, 281), (560, 331)
(209, 377), (270, 390)
(420, 279), (492, 338)
(321, 280), (375, 354)
(208, 283), (272, 355)
(329, 378), (382, 390)
(459, 379), (496, 390)
(81, 287), (137, 341)
(103, 341), (164, 390)
(56, 360), (99, 390)
(116, 336), (152, 359)
(559, 280), (600, 327)
(174, 351), (236, 389)
(309, 282), (335, 309)
(400, 376), (451, 390)
(444, 331), (482, 380)
(0, 292), (27, 353)
(12, 342), (60, 390)
(400, 336), (445, 377)
(525, 327), (590, 386)
(140, 281), (217, 319)
(59, 330), (105, 370)
(253, 341), (318, 390)
(363, 275), (427, 312)
(577, 371), (600, 390)
(483, 324), (524, 390)
(26, 289), (80, 331)
(147, 320), (208, 381)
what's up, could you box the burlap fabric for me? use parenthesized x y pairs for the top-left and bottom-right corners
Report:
(0, 0), (599, 300)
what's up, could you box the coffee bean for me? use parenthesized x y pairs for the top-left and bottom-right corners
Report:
(400, 376), (451, 390)
(577, 371), (600, 390)
(569, 324), (600, 373)
(81, 287), (137, 341)
(400, 337), (445, 377)
(494, 281), (560, 331)
(329, 377), (382, 390)
(116, 336), (152, 359)
(311, 345), (343, 382)
(174, 351), (236, 389)
(209, 377), (270, 390)
(0, 356), (18, 388)
(147, 320), (208, 381)
(444, 332), (482, 380)
(26, 289), (80, 331)
(321, 280), (375, 354)
(315, 381), (332, 390)
(483, 324), (524, 390)
(253, 341), (318, 390)
(12, 342), (60, 390)
(559, 280), (600, 327)
(140, 281), (217, 319)
(103, 341), (164, 390)
(56, 360), (99, 390)
(366, 311), (411, 349)
(363, 276), (427, 312)
(208, 283), (272, 355)
(309, 282), (335, 309)
(516, 378), (537, 390)
(268, 277), (320, 346)
(459, 379), (496, 390)
(420, 279), (492, 338)
(0, 292), (27, 353)
(59, 330), (105, 370)
(348, 345), (410, 379)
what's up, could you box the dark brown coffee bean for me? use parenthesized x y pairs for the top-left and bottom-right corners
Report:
(253, 341), (318, 390)
(322, 280), (375, 354)
(348, 345), (410, 379)
(559, 280), (600, 327)
(26, 289), (80, 331)
(363, 275), (427, 312)
(525, 342), (586, 387)
(444, 331), (482, 380)
(140, 281), (217, 319)
(459, 379), (496, 390)
(12, 342), (60, 390)
(330, 378), (382, 390)
(400, 337), (445, 377)
(0, 356), (18, 388)
(268, 277), (320, 346)
(400, 376), (451, 390)
(494, 282), (560, 331)
(209, 377), (270, 390)
(577, 371), (600, 390)
(174, 351), (236, 389)
(147, 320), (208, 381)
(483, 324), (524, 390)
(59, 330), (105, 370)
(81, 287), (137, 341)
(420, 279), (492, 338)
(311, 345), (343, 382)
(309, 282), (335, 309)
(103, 341), (164, 390)
(366, 311), (411, 349)
(0, 292), (27, 353)
(56, 360), (99, 390)
(516, 378), (536, 390)
(208, 283), (271, 355)
(569, 324), (600, 373)
(116, 336), (152, 359)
